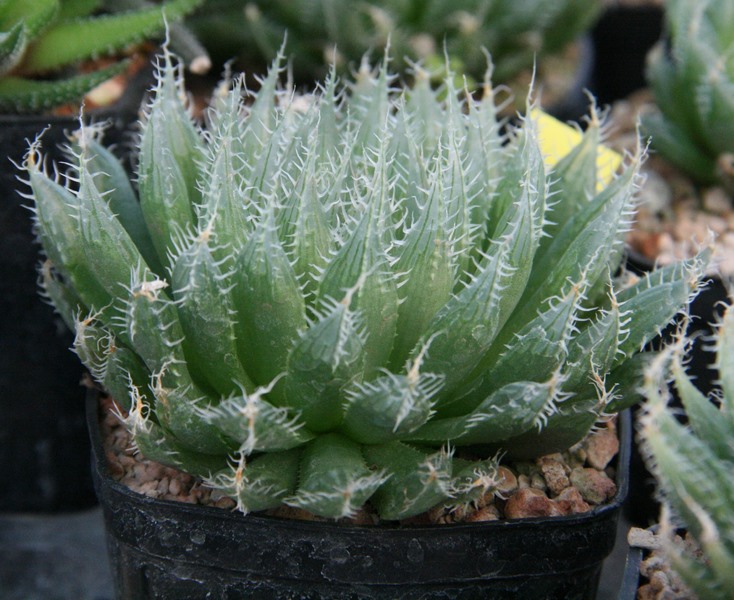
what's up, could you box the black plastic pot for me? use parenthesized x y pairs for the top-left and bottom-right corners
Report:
(590, 5), (664, 106)
(0, 70), (150, 512)
(89, 394), (631, 599)
(617, 544), (643, 600)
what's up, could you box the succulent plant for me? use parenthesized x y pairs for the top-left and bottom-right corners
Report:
(188, 0), (601, 85)
(0, 0), (203, 113)
(643, 0), (734, 189)
(640, 305), (734, 599)
(26, 47), (706, 521)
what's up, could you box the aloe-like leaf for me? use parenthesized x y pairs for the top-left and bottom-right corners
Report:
(363, 443), (453, 520)
(0, 0), (58, 41)
(418, 159), (545, 402)
(641, 111), (717, 184)
(232, 209), (307, 385)
(284, 295), (366, 432)
(171, 230), (255, 396)
(342, 349), (444, 444)
(39, 259), (83, 332)
(205, 450), (301, 513)
(0, 61), (126, 113)
(317, 140), (399, 375)
(22, 0), (203, 74)
(409, 379), (559, 446)
(0, 22), (27, 77)
(287, 433), (386, 519)
(452, 281), (586, 416)
(71, 128), (163, 275)
(198, 78), (253, 256)
(26, 147), (115, 315)
(124, 395), (229, 476)
(449, 456), (502, 508)
(198, 384), (313, 455)
(279, 144), (333, 300)
(642, 376), (734, 551)
(541, 114), (601, 244)
(500, 398), (600, 460)
(137, 50), (204, 266)
(511, 160), (639, 333)
(564, 301), (622, 393)
(672, 351), (734, 464)
(389, 168), (454, 367)
(715, 305), (734, 419)
(615, 253), (708, 362)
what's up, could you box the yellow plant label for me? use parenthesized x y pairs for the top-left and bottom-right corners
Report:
(531, 108), (622, 191)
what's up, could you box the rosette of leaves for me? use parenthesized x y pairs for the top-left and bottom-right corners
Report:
(640, 305), (734, 599)
(188, 0), (601, 85)
(26, 47), (706, 521)
(643, 0), (734, 189)
(0, 0), (203, 113)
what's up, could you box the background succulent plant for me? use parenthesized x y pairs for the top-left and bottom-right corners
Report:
(188, 0), (601, 86)
(643, 0), (734, 189)
(640, 305), (734, 599)
(26, 47), (706, 521)
(0, 0), (203, 113)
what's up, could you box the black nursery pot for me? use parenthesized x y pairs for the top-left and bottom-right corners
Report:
(0, 70), (149, 512)
(89, 395), (631, 600)
(590, 5), (664, 106)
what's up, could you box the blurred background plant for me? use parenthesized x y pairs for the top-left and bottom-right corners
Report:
(0, 0), (205, 114)
(186, 0), (601, 93)
(638, 305), (734, 599)
(642, 0), (734, 191)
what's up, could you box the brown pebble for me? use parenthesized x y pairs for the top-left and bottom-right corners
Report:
(168, 477), (182, 496)
(465, 505), (500, 522)
(496, 466), (518, 495)
(583, 426), (619, 470)
(537, 455), (570, 495)
(504, 488), (563, 519)
(569, 468), (617, 505)
(553, 487), (590, 515)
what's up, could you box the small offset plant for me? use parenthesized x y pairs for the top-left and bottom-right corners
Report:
(189, 0), (601, 85)
(27, 47), (706, 521)
(640, 308), (734, 599)
(643, 0), (734, 189)
(0, 0), (202, 113)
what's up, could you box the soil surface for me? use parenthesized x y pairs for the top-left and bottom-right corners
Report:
(627, 527), (699, 600)
(607, 90), (734, 278)
(100, 395), (619, 525)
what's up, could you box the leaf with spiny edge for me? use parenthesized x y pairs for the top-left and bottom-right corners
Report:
(418, 156), (546, 404)
(198, 382), (314, 455)
(70, 125), (163, 275)
(284, 293), (366, 432)
(124, 390), (229, 476)
(26, 143), (115, 318)
(232, 207), (307, 387)
(363, 442), (453, 520)
(342, 342), (443, 444)
(450, 279), (588, 416)
(614, 251), (709, 362)
(317, 133), (399, 375)
(408, 377), (561, 447)
(0, 61), (126, 113)
(171, 228), (255, 396)
(21, 0), (203, 74)
(205, 449), (301, 513)
(287, 433), (386, 519)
